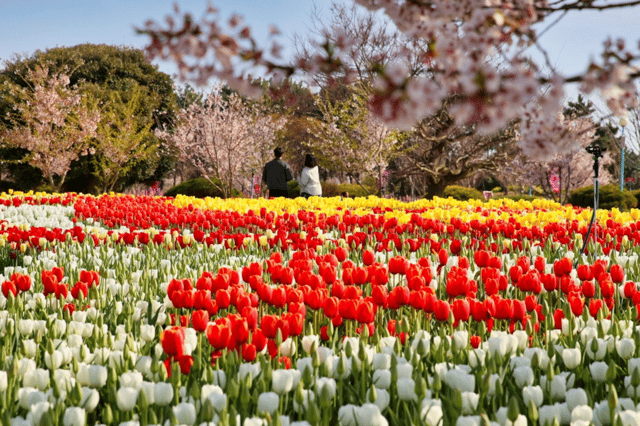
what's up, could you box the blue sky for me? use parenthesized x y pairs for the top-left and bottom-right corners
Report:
(1, 1), (639, 121)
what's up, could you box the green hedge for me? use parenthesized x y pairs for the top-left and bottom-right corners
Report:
(498, 194), (543, 202)
(321, 182), (376, 198)
(164, 178), (243, 199)
(288, 180), (300, 198)
(443, 185), (484, 201)
(568, 184), (637, 210)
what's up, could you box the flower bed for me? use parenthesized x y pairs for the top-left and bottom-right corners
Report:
(2, 191), (640, 426)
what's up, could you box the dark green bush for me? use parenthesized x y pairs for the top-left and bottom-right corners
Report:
(318, 182), (376, 198)
(568, 184), (637, 210)
(337, 183), (376, 197)
(164, 177), (242, 198)
(288, 180), (300, 198)
(321, 182), (340, 197)
(443, 185), (484, 201)
(498, 195), (543, 202)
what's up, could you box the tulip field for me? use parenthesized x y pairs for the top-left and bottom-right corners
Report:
(6, 192), (640, 426)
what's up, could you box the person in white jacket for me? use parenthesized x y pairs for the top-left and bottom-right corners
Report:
(299, 154), (322, 198)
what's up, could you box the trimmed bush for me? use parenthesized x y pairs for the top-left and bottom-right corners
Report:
(443, 185), (484, 201)
(321, 182), (340, 197)
(164, 177), (243, 199)
(288, 180), (300, 198)
(498, 195), (543, 202)
(320, 182), (376, 198)
(568, 184), (637, 210)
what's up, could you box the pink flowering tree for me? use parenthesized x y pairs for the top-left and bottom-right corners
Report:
(137, 1), (639, 161)
(0, 66), (100, 192)
(156, 89), (283, 198)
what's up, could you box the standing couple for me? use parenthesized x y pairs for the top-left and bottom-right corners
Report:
(262, 147), (322, 198)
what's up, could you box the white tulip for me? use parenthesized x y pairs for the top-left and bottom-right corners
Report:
(139, 381), (155, 405)
(23, 368), (49, 391)
(26, 401), (52, 426)
(355, 403), (388, 426)
(18, 319), (34, 336)
(18, 387), (47, 410)
(120, 371), (143, 389)
(522, 386), (543, 408)
(372, 369), (391, 390)
(629, 358), (640, 375)
(566, 388), (588, 412)
(616, 410), (640, 426)
(371, 353), (391, 370)
(201, 384), (224, 401)
(562, 348), (581, 369)
(173, 402), (196, 425)
(396, 363), (412, 379)
(589, 361), (608, 382)
(513, 366), (535, 388)
(421, 399), (443, 426)
(617, 338), (636, 360)
(396, 378), (417, 401)
(468, 349), (486, 368)
(154, 382), (173, 406)
(140, 324), (155, 342)
(538, 405), (560, 426)
(366, 387), (390, 411)
(22, 339), (37, 358)
(63, 407), (85, 426)
(16, 358), (36, 378)
(211, 369), (226, 389)
(460, 392), (479, 415)
(44, 350), (63, 370)
(338, 404), (358, 426)
(279, 338), (296, 357)
(77, 364), (108, 388)
(80, 387), (100, 412)
(571, 405), (593, 422)
(272, 369), (294, 395)
(207, 391), (227, 413)
(257, 392), (279, 415)
(293, 389), (315, 413)
(243, 417), (267, 426)
(316, 377), (337, 400)
(0, 371), (6, 392)
(444, 369), (475, 393)
(296, 357), (313, 377)
(238, 363), (261, 381)
(116, 387), (139, 411)
(302, 335), (319, 354)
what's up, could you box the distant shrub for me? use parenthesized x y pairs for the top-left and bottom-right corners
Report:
(164, 177), (242, 198)
(321, 182), (340, 197)
(288, 180), (300, 198)
(320, 182), (376, 198)
(443, 185), (484, 201)
(568, 184), (637, 210)
(498, 194), (543, 202)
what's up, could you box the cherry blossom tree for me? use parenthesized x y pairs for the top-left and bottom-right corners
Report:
(0, 66), (100, 192)
(504, 104), (615, 203)
(309, 86), (402, 192)
(156, 88), (283, 198)
(93, 87), (158, 193)
(137, 1), (640, 161)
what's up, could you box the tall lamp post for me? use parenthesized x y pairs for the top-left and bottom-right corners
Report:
(620, 116), (629, 191)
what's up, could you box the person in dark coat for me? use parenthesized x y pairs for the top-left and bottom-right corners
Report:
(262, 147), (293, 198)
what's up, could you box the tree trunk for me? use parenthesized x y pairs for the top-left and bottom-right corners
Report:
(423, 178), (449, 199)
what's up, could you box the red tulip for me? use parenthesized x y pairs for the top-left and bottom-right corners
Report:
(191, 310), (209, 332)
(1, 281), (17, 298)
(241, 343), (257, 362)
(363, 250), (375, 266)
(161, 327), (186, 357)
(610, 264), (624, 283)
(433, 300), (450, 322)
(452, 299), (471, 322)
(206, 323), (230, 350)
